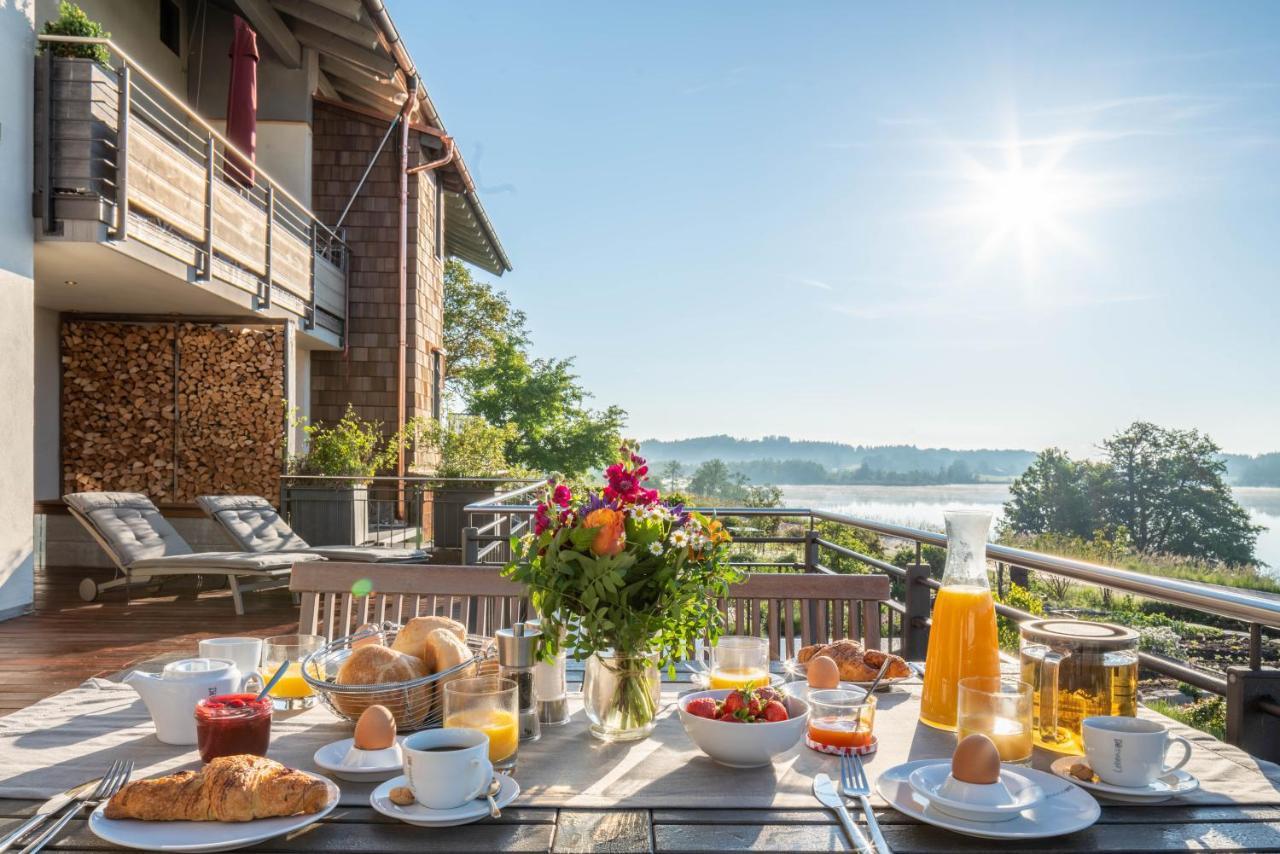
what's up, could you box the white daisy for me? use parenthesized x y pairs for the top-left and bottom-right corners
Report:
(669, 530), (689, 548)
(647, 542), (664, 556)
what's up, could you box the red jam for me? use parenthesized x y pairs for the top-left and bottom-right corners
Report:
(195, 693), (272, 763)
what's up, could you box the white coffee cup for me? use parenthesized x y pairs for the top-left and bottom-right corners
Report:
(1082, 716), (1193, 788)
(402, 728), (493, 810)
(199, 637), (263, 676)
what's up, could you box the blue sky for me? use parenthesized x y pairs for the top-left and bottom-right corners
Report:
(393, 1), (1280, 456)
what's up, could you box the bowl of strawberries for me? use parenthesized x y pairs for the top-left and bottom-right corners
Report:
(677, 685), (809, 768)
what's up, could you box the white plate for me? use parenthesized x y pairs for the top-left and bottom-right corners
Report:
(907, 763), (1044, 822)
(370, 773), (520, 827)
(878, 759), (1100, 840)
(314, 737), (405, 782)
(88, 772), (338, 853)
(1049, 756), (1200, 803)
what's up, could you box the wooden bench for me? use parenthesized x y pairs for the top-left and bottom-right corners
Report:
(721, 572), (892, 659)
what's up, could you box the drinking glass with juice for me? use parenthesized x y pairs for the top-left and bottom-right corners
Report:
(444, 676), (520, 773)
(806, 688), (876, 752)
(260, 634), (326, 711)
(919, 511), (1001, 731)
(706, 636), (770, 690)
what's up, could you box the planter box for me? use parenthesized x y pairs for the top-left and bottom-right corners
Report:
(284, 484), (369, 546)
(432, 483), (503, 549)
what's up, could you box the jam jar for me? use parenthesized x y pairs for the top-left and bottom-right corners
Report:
(195, 693), (272, 762)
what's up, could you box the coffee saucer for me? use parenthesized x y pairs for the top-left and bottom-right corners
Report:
(1049, 756), (1199, 803)
(370, 774), (520, 827)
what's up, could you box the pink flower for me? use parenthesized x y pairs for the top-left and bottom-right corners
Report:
(533, 502), (551, 535)
(552, 484), (572, 507)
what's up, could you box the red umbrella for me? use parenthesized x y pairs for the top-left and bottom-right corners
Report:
(224, 15), (258, 187)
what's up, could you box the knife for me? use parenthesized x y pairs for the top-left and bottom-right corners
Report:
(0, 778), (101, 853)
(814, 773), (873, 853)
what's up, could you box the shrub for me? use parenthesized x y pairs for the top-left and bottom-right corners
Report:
(1137, 625), (1183, 657)
(1147, 696), (1225, 741)
(996, 583), (1045, 653)
(422, 415), (518, 478)
(41, 2), (110, 65)
(289, 405), (401, 480)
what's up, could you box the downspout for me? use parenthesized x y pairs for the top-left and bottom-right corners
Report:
(397, 79), (415, 511)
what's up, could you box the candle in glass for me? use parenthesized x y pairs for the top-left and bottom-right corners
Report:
(956, 676), (1033, 765)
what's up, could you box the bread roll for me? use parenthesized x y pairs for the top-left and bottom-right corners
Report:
(333, 645), (428, 723)
(424, 628), (475, 717)
(390, 616), (467, 661)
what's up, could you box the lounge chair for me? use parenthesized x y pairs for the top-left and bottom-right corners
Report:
(196, 495), (429, 563)
(64, 492), (325, 615)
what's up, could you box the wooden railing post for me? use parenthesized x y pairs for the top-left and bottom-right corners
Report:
(902, 562), (932, 661)
(114, 63), (130, 240)
(200, 135), (215, 281)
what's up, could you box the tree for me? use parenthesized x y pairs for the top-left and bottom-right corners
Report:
(442, 259), (528, 399)
(1002, 448), (1099, 539)
(465, 338), (625, 476)
(658, 459), (684, 492)
(688, 458), (748, 502)
(1099, 422), (1260, 564)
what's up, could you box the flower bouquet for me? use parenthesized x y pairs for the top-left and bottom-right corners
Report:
(504, 443), (739, 741)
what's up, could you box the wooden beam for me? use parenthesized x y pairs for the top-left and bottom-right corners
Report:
(234, 0), (302, 68)
(306, 0), (363, 21)
(330, 78), (403, 115)
(315, 69), (338, 99)
(271, 0), (380, 50)
(318, 53), (400, 97)
(290, 20), (396, 77)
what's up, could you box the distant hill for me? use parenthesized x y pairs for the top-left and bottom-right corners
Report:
(639, 436), (1037, 482)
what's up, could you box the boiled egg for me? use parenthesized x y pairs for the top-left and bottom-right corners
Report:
(353, 704), (397, 750)
(806, 655), (840, 690)
(352, 623), (385, 649)
(951, 733), (1001, 784)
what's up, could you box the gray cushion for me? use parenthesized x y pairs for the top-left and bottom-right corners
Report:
(64, 492), (192, 566)
(196, 495), (311, 553)
(300, 546), (428, 562)
(130, 551), (324, 571)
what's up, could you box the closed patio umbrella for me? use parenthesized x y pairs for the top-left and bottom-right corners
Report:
(224, 14), (258, 187)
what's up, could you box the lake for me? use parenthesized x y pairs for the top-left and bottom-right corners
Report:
(778, 483), (1280, 572)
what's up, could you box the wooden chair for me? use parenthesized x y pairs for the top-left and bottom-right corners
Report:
(291, 562), (528, 640)
(721, 572), (893, 660)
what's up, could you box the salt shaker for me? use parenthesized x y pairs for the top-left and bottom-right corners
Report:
(495, 622), (541, 742)
(528, 618), (570, 726)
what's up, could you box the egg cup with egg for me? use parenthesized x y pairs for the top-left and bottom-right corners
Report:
(907, 733), (1046, 822)
(313, 704), (405, 782)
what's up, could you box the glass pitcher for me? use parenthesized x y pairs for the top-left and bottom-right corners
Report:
(1019, 619), (1139, 754)
(919, 510), (1001, 731)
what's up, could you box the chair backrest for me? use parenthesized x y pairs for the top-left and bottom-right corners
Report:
(63, 491), (193, 569)
(721, 572), (893, 659)
(197, 494), (311, 553)
(291, 562), (528, 640)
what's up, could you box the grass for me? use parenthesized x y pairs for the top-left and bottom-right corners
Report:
(1145, 696), (1226, 741)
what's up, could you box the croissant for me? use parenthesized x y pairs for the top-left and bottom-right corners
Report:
(796, 639), (912, 682)
(104, 755), (331, 822)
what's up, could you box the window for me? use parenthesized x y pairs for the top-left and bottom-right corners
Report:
(435, 181), (445, 260)
(431, 350), (443, 421)
(159, 0), (181, 56)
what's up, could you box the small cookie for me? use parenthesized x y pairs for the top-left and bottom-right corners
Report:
(389, 786), (416, 806)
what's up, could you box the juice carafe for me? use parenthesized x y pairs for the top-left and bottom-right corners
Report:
(919, 510), (1001, 731)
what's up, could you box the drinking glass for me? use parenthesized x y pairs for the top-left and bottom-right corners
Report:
(806, 688), (876, 752)
(707, 636), (769, 690)
(444, 676), (520, 773)
(260, 634), (326, 710)
(957, 676), (1034, 765)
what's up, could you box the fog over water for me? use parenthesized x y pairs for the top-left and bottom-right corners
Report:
(779, 484), (1280, 574)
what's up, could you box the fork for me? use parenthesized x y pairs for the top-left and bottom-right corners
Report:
(20, 761), (133, 854)
(840, 752), (891, 854)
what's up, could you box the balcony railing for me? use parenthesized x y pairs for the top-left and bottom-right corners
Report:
(35, 35), (348, 340)
(461, 490), (1280, 762)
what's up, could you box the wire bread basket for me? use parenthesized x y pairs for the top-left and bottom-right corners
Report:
(302, 623), (498, 731)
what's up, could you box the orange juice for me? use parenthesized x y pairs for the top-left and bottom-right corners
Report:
(708, 667), (769, 690)
(261, 661), (315, 699)
(807, 718), (873, 749)
(957, 715), (1033, 763)
(920, 585), (1000, 730)
(445, 708), (519, 763)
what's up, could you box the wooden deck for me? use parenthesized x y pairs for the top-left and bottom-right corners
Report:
(0, 566), (299, 716)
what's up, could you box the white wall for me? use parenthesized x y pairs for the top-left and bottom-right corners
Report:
(292, 338), (311, 454)
(33, 306), (59, 501)
(0, 0), (36, 620)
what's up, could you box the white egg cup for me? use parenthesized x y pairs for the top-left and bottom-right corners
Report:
(313, 737), (405, 782)
(908, 763), (1045, 823)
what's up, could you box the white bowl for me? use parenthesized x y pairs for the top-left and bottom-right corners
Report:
(677, 688), (809, 768)
(908, 763), (1045, 823)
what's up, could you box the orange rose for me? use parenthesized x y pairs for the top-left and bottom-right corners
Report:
(583, 508), (626, 557)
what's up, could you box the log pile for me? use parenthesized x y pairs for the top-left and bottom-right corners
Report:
(61, 319), (286, 504)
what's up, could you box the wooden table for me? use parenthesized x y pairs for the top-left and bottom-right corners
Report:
(4, 662), (1280, 852)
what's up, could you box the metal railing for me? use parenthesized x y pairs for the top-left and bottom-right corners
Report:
(462, 493), (1280, 761)
(36, 35), (349, 339)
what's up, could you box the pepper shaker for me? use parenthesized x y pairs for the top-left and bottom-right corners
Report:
(495, 622), (541, 742)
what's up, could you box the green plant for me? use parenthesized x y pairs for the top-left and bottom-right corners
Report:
(1137, 625), (1183, 657)
(996, 582), (1045, 653)
(289, 405), (405, 481)
(422, 415), (518, 479)
(40, 2), (110, 64)
(1146, 696), (1225, 741)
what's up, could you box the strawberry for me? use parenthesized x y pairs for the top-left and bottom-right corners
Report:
(754, 686), (782, 704)
(717, 712), (743, 723)
(761, 700), (789, 723)
(685, 697), (719, 719)
(721, 690), (748, 716)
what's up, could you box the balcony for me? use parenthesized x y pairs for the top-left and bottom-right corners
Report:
(34, 36), (347, 345)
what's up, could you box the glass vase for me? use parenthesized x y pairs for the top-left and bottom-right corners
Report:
(582, 650), (660, 742)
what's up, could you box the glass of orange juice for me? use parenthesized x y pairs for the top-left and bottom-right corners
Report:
(957, 677), (1033, 765)
(444, 676), (520, 773)
(707, 636), (770, 690)
(807, 688), (877, 753)
(260, 634), (325, 710)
